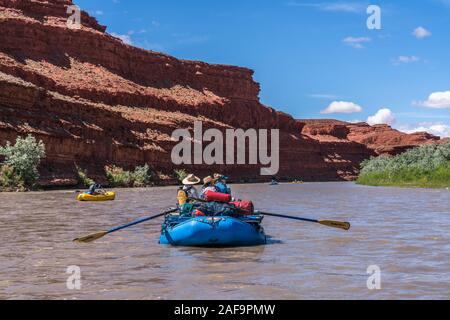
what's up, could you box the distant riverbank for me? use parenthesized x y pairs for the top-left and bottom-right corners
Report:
(357, 142), (450, 189)
(357, 163), (450, 189)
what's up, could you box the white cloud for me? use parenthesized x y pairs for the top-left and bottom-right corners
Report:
(400, 123), (450, 138)
(321, 101), (363, 114)
(392, 55), (420, 66)
(171, 33), (210, 46)
(342, 36), (371, 49)
(412, 27), (432, 39)
(111, 33), (133, 45)
(415, 91), (450, 109)
(309, 93), (340, 99)
(367, 108), (396, 126)
(285, 2), (365, 13)
(94, 10), (103, 16)
(322, 3), (364, 12)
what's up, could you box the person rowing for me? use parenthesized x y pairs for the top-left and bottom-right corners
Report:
(181, 174), (201, 199)
(87, 183), (106, 195)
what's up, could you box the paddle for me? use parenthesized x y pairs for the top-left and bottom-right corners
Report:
(73, 208), (178, 243)
(188, 197), (350, 230)
(260, 212), (351, 231)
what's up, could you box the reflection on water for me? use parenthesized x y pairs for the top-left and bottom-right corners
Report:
(0, 183), (449, 300)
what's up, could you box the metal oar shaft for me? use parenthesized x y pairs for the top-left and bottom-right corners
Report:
(260, 212), (318, 223)
(260, 211), (350, 231)
(108, 213), (165, 233)
(74, 208), (178, 243)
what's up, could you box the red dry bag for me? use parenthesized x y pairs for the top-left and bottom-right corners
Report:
(204, 191), (232, 203)
(230, 201), (254, 215)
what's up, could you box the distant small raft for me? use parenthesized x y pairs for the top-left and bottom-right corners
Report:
(160, 215), (267, 247)
(77, 192), (116, 202)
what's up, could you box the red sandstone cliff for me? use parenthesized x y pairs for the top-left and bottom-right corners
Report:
(0, 0), (442, 186)
(300, 120), (441, 156)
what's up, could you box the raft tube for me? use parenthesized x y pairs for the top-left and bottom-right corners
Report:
(77, 192), (116, 202)
(160, 215), (267, 247)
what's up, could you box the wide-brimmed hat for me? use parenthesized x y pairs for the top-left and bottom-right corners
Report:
(182, 174), (201, 185)
(213, 173), (228, 181)
(203, 176), (214, 186)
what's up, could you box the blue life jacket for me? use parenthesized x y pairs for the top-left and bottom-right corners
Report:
(215, 182), (231, 195)
(87, 183), (101, 195)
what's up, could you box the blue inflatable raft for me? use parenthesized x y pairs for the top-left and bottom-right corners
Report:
(159, 214), (267, 247)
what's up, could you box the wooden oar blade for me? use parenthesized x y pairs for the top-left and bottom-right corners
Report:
(319, 220), (351, 231)
(73, 231), (108, 243)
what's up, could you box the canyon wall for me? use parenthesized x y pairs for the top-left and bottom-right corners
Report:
(0, 0), (442, 186)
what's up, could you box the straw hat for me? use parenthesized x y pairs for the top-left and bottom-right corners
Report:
(213, 173), (228, 181)
(203, 176), (214, 186)
(182, 174), (201, 186)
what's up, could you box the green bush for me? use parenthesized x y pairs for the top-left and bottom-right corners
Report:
(358, 142), (450, 188)
(76, 165), (94, 187)
(0, 165), (25, 191)
(174, 169), (188, 183)
(0, 135), (45, 189)
(105, 165), (132, 187)
(105, 164), (153, 187)
(131, 164), (152, 187)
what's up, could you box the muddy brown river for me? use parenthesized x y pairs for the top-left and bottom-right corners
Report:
(0, 183), (449, 300)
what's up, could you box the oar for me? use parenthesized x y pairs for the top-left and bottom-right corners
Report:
(187, 197), (350, 230)
(73, 208), (178, 243)
(260, 212), (351, 231)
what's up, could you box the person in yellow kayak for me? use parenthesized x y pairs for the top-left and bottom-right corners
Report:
(87, 183), (106, 195)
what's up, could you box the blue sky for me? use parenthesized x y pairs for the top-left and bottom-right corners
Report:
(76, 0), (450, 137)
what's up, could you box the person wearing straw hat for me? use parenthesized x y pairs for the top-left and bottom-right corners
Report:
(200, 176), (217, 200)
(182, 174), (201, 199)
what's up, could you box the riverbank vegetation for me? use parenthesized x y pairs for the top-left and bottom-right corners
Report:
(174, 169), (188, 183)
(0, 135), (177, 191)
(0, 135), (46, 191)
(76, 165), (94, 187)
(105, 165), (153, 188)
(357, 142), (450, 188)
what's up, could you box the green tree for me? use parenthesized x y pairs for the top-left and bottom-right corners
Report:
(0, 135), (46, 188)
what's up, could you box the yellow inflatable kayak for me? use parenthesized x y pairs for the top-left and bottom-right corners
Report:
(77, 192), (116, 202)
